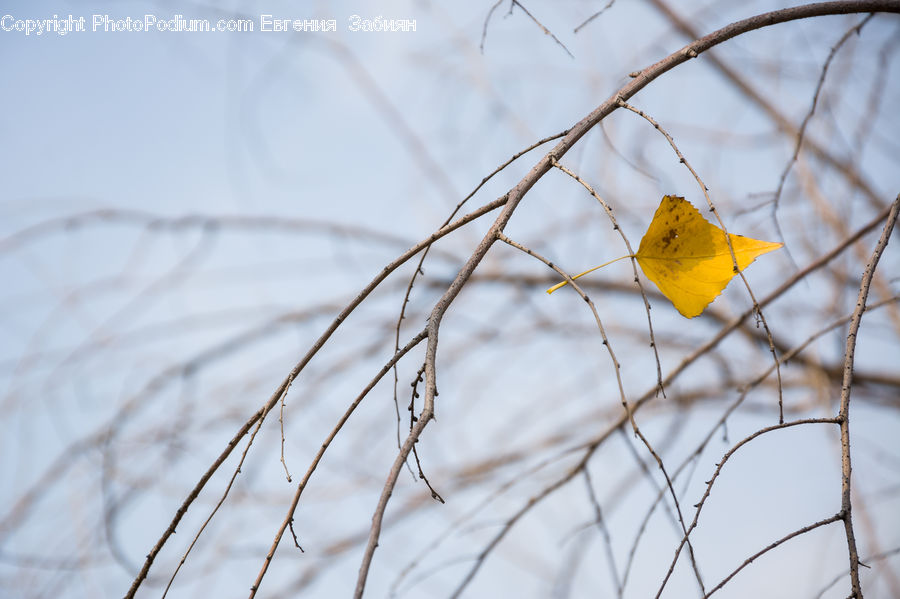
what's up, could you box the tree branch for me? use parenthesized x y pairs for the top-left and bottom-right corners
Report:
(838, 193), (900, 598)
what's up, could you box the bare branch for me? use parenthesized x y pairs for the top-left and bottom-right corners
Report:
(837, 194), (900, 598)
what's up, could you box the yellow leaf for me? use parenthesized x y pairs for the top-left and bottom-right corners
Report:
(547, 195), (783, 319)
(635, 195), (783, 318)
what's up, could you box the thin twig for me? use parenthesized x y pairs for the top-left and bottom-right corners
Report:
(704, 514), (844, 598)
(279, 382), (292, 483)
(815, 545), (900, 599)
(0, 210), (431, 255)
(410, 365), (444, 503)
(496, 233), (629, 414)
(511, 0), (575, 58)
(582, 468), (623, 597)
(161, 408), (272, 598)
(852, 26), (899, 154)
(480, 0), (504, 52)
(573, 0), (618, 33)
(837, 193), (900, 598)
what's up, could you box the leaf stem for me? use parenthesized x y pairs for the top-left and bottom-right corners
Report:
(547, 254), (632, 294)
